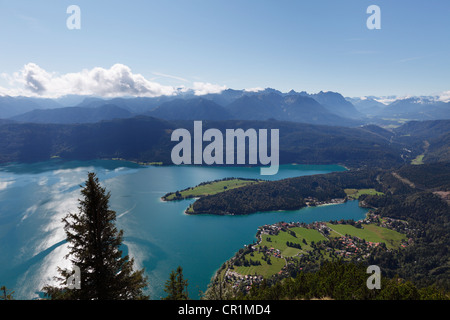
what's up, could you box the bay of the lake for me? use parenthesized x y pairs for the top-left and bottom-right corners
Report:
(0, 160), (368, 299)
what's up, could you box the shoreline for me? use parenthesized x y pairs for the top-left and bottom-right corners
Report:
(183, 198), (351, 216)
(103, 159), (348, 171)
(305, 198), (347, 208)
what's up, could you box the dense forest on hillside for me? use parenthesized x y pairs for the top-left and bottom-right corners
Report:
(0, 117), (448, 170)
(362, 189), (450, 289)
(0, 117), (429, 168)
(395, 162), (450, 190)
(234, 260), (447, 300)
(392, 120), (450, 163)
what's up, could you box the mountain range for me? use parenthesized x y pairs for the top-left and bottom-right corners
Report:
(1, 88), (448, 127)
(10, 104), (133, 124)
(349, 96), (450, 121)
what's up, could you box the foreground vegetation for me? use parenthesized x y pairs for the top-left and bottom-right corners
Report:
(42, 173), (149, 300)
(237, 260), (448, 300)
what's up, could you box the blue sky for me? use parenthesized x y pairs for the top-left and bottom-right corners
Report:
(0, 0), (449, 98)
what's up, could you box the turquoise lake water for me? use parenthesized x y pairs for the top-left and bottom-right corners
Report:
(0, 160), (369, 299)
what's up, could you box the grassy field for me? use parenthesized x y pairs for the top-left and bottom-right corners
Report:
(344, 188), (384, 200)
(233, 252), (285, 278)
(235, 227), (328, 277)
(163, 178), (261, 201)
(411, 154), (425, 165)
(259, 230), (303, 257)
(258, 227), (326, 257)
(326, 223), (406, 249)
(411, 141), (429, 165)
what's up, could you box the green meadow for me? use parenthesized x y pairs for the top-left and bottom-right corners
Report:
(344, 188), (384, 200)
(326, 223), (406, 249)
(258, 227), (326, 257)
(411, 154), (425, 165)
(234, 227), (327, 277)
(233, 252), (285, 278)
(163, 178), (261, 201)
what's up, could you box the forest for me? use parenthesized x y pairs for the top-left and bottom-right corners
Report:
(362, 191), (449, 289)
(0, 117), (421, 168)
(189, 168), (381, 215)
(234, 260), (447, 300)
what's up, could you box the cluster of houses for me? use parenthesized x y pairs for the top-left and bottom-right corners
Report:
(224, 270), (264, 292)
(304, 197), (346, 207)
(331, 236), (381, 258)
(258, 221), (322, 236)
(364, 212), (409, 230)
(265, 247), (282, 259)
(379, 216), (411, 235)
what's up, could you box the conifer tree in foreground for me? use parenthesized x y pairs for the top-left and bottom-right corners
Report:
(42, 172), (148, 300)
(163, 266), (189, 300)
(0, 286), (14, 300)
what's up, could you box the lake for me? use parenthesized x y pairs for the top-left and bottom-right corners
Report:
(0, 160), (368, 299)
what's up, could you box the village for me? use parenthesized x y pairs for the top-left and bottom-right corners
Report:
(219, 212), (411, 294)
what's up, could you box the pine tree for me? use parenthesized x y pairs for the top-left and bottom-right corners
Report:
(163, 270), (178, 300)
(0, 286), (14, 300)
(42, 172), (148, 300)
(163, 266), (189, 300)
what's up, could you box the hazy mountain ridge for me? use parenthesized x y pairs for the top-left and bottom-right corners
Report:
(348, 95), (450, 121)
(146, 98), (235, 121)
(1, 88), (449, 127)
(307, 91), (364, 119)
(0, 89), (363, 126)
(10, 104), (133, 124)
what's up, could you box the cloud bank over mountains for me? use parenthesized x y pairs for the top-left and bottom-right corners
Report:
(367, 93), (450, 105)
(0, 63), (227, 98)
(438, 91), (450, 103)
(0, 63), (449, 103)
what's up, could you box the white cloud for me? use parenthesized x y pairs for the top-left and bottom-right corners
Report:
(438, 90), (450, 103)
(244, 87), (264, 92)
(0, 63), (227, 98)
(372, 97), (398, 105)
(192, 81), (227, 96)
(370, 91), (450, 105)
